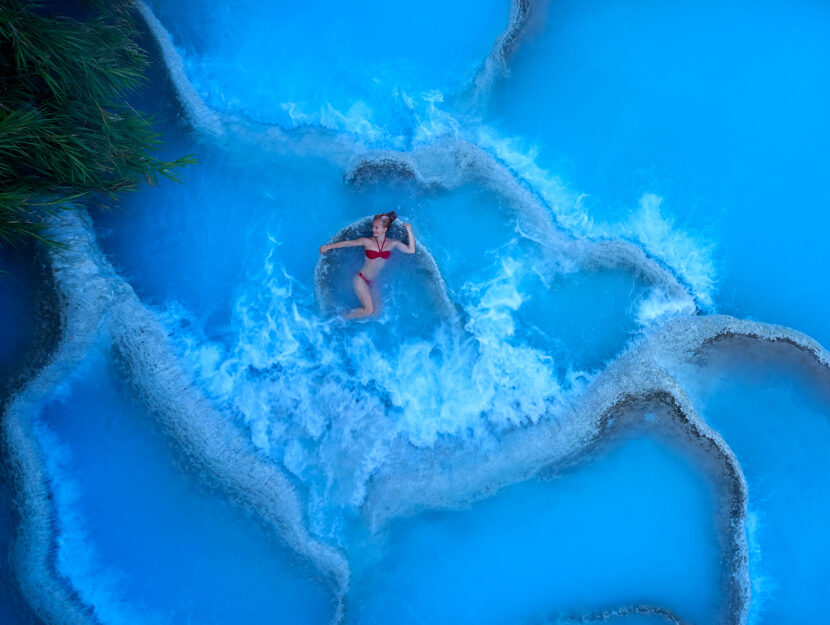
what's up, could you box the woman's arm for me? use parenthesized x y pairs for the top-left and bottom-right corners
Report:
(319, 238), (367, 254)
(395, 223), (416, 254)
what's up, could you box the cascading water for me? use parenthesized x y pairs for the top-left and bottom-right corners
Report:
(34, 345), (335, 625)
(2, 1), (829, 624)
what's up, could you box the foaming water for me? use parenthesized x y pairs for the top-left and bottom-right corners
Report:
(86, 92), (677, 543)
(164, 241), (571, 537)
(97, 141), (666, 543)
(487, 0), (830, 339)
(471, 128), (716, 308)
(33, 347), (334, 625)
(12, 1), (827, 622)
(94, 140), (348, 322)
(137, 0), (716, 313)
(670, 341), (830, 623)
(145, 0), (507, 140)
(345, 434), (722, 625)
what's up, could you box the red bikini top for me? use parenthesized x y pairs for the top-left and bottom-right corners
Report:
(365, 237), (391, 260)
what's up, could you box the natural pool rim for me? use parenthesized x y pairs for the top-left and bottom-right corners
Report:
(0, 210), (349, 625)
(10, 203), (830, 625)
(4, 2), (830, 624)
(136, 0), (700, 315)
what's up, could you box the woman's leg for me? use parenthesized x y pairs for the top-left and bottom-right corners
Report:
(342, 274), (374, 319)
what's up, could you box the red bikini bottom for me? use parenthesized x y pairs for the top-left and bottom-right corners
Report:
(358, 272), (373, 287)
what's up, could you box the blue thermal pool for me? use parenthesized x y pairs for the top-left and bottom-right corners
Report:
(346, 432), (723, 625)
(2, 1), (829, 624)
(33, 346), (334, 625)
(670, 341), (830, 624)
(145, 0), (508, 138)
(485, 0), (830, 341)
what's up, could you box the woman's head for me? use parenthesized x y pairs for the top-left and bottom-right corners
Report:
(372, 211), (397, 236)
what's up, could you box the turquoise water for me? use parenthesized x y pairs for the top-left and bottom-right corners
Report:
(486, 0), (830, 342)
(2, 1), (830, 623)
(676, 344), (830, 624)
(146, 0), (508, 140)
(34, 347), (333, 625)
(347, 434), (722, 625)
(93, 128), (655, 540)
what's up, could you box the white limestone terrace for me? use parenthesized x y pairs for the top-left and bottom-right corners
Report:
(134, 1), (225, 138)
(361, 319), (750, 625)
(1, 212), (108, 625)
(552, 604), (685, 625)
(0, 209), (349, 625)
(135, 0), (699, 316)
(4, 3), (829, 625)
(11, 205), (814, 625)
(359, 316), (829, 625)
(135, 0), (536, 135)
(342, 142), (697, 318)
(467, 0), (534, 106)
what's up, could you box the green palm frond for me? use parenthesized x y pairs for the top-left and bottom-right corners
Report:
(0, 0), (196, 249)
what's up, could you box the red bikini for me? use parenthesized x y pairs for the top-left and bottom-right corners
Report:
(365, 237), (391, 260)
(358, 238), (390, 286)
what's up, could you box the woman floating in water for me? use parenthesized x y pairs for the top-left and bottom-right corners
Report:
(319, 211), (415, 319)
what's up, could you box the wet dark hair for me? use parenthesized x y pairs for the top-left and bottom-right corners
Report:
(373, 211), (397, 230)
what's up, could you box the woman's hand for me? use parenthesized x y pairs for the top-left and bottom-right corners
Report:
(401, 221), (411, 229)
(319, 244), (330, 254)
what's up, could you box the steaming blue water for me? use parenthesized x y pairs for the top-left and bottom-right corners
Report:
(145, 0), (507, 139)
(34, 347), (333, 625)
(93, 123), (661, 543)
(96, 145), (344, 324)
(675, 344), (830, 624)
(486, 0), (830, 343)
(346, 433), (722, 625)
(4, 0), (830, 623)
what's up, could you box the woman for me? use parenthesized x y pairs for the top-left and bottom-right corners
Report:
(319, 211), (415, 319)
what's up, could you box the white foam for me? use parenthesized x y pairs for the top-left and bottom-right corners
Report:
(473, 126), (717, 307)
(278, 90), (463, 149)
(295, 101), (391, 145)
(624, 194), (716, 307)
(136, 0), (714, 315)
(410, 91), (462, 145)
(163, 236), (583, 539)
(745, 509), (774, 625)
(635, 287), (697, 328)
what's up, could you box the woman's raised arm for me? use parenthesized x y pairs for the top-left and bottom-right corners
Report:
(396, 222), (416, 254)
(319, 238), (366, 254)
